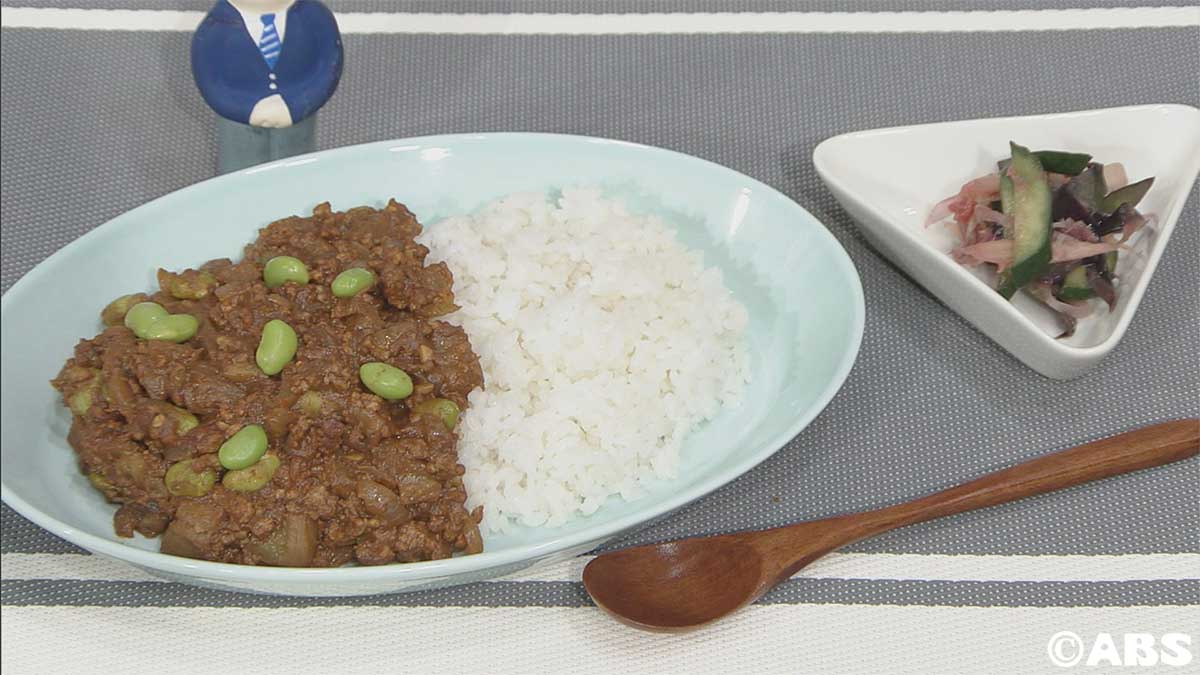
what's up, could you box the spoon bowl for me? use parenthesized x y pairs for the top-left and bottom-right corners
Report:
(583, 535), (768, 631)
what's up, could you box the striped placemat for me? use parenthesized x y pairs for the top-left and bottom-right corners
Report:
(2, 2), (1197, 673)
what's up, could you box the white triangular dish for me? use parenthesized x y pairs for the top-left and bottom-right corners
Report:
(815, 104), (1200, 380)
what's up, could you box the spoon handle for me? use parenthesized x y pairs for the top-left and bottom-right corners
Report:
(844, 419), (1199, 541)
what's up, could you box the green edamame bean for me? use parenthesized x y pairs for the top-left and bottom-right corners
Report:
(412, 398), (460, 430)
(331, 268), (375, 298)
(164, 460), (217, 497)
(167, 405), (199, 435)
(255, 319), (298, 376)
(359, 362), (413, 400)
(176, 411), (198, 435)
(218, 424), (268, 470)
(124, 301), (167, 329)
(147, 400), (198, 436)
(140, 314), (199, 343)
(123, 302), (198, 343)
(222, 455), (281, 492)
(101, 293), (147, 326)
(263, 256), (309, 289)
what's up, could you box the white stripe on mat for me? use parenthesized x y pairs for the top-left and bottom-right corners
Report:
(2, 6), (1198, 33)
(4, 551), (1197, 584)
(3, 604), (1195, 674)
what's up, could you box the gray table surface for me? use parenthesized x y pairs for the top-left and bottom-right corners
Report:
(2, 1), (1198, 615)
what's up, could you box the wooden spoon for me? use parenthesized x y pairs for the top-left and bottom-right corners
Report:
(583, 419), (1199, 631)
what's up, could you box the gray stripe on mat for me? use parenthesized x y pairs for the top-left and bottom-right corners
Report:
(2, 578), (1197, 608)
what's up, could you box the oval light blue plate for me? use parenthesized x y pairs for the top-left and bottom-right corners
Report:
(1, 133), (864, 596)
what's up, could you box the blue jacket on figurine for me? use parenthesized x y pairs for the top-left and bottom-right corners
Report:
(191, 0), (343, 126)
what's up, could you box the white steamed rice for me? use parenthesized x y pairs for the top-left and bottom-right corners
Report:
(418, 188), (750, 533)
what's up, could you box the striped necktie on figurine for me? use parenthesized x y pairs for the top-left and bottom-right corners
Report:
(258, 13), (282, 69)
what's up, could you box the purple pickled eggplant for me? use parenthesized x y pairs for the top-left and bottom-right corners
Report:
(1052, 163), (1106, 221)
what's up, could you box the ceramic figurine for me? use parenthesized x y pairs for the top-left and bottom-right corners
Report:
(191, 0), (343, 173)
